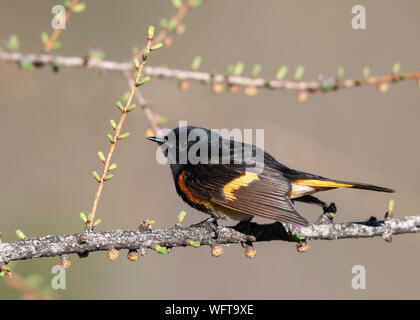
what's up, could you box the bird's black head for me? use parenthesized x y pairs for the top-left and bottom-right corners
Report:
(147, 125), (265, 168)
(147, 126), (220, 165)
(147, 126), (222, 179)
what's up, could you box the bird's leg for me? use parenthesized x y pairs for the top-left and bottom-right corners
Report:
(190, 216), (220, 239)
(322, 202), (337, 215)
(293, 195), (337, 223)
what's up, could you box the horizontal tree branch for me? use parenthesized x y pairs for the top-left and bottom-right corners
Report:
(1, 51), (419, 94)
(0, 215), (419, 265)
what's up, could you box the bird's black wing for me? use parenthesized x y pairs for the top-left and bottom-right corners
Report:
(182, 164), (309, 226)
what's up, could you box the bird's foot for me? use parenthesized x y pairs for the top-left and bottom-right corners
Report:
(190, 217), (220, 239)
(317, 202), (337, 224)
(323, 202), (337, 215)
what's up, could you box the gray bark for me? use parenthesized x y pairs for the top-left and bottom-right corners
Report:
(0, 215), (419, 265)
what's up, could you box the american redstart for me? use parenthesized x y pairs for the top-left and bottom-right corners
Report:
(147, 126), (394, 226)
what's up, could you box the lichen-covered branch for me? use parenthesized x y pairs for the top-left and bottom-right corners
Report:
(0, 215), (418, 265)
(1, 50), (419, 96)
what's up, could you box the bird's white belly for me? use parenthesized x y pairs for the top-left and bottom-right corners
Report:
(289, 184), (317, 199)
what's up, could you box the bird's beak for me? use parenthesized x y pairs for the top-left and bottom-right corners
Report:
(146, 136), (165, 144)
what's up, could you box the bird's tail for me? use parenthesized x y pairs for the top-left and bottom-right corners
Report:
(292, 178), (395, 193)
(338, 180), (395, 193)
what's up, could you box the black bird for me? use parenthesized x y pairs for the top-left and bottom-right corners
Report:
(147, 126), (394, 226)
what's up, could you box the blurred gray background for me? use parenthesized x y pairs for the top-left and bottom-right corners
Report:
(0, 0), (419, 299)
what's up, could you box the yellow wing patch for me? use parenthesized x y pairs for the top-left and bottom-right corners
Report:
(223, 171), (260, 201)
(292, 179), (353, 188)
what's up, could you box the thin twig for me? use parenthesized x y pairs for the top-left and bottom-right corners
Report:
(86, 1), (200, 227)
(121, 70), (161, 135)
(3, 272), (52, 300)
(43, 0), (79, 53)
(0, 215), (419, 264)
(152, 0), (194, 46)
(86, 28), (154, 229)
(124, 0), (196, 135)
(1, 51), (419, 95)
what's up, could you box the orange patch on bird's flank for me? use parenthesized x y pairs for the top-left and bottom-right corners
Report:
(223, 172), (260, 201)
(292, 179), (353, 188)
(178, 171), (201, 204)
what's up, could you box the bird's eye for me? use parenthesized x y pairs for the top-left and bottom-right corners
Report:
(164, 136), (169, 141)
